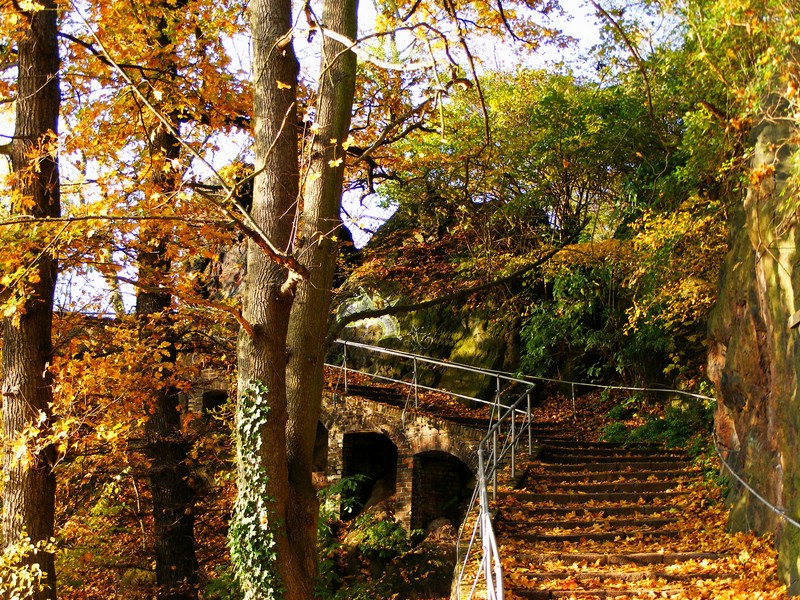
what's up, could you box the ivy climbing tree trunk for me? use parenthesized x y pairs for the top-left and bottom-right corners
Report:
(286, 0), (358, 587)
(233, 0), (358, 597)
(0, 1), (60, 597)
(233, 0), (301, 597)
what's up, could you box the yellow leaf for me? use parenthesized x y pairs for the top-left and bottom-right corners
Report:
(276, 80), (292, 90)
(328, 158), (343, 168)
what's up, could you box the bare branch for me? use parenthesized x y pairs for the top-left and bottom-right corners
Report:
(496, 0), (535, 46)
(352, 98), (435, 165)
(315, 26), (434, 71)
(326, 240), (574, 346)
(180, 293), (254, 338)
(588, 0), (666, 151)
(0, 213), (231, 227)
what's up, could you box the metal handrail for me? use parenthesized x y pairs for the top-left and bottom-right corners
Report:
(326, 338), (800, 597)
(325, 339), (537, 600)
(455, 390), (533, 600)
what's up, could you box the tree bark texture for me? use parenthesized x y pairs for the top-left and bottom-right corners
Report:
(286, 0), (359, 588)
(136, 5), (199, 594)
(138, 228), (199, 598)
(238, 0), (301, 596)
(1, 2), (60, 598)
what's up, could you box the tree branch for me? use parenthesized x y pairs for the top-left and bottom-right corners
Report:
(315, 26), (434, 71)
(0, 214), (230, 227)
(351, 98), (435, 165)
(496, 0), (535, 46)
(326, 240), (573, 346)
(588, 0), (666, 149)
(66, 2), (308, 280)
(58, 32), (170, 77)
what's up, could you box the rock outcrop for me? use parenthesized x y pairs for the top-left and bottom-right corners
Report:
(707, 100), (800, 593)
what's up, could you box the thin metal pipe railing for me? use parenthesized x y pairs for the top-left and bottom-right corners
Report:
(325, 339), (536, 600)
(454, 389), (533, 600)
(326, 339), (800, 597)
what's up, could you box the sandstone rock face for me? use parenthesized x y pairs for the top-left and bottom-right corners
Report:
(708, 108), (800, 593)
(338, 295), (522, 402)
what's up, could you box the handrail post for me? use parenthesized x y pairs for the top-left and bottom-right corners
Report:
(527, 388), (532, 454)
(495, 375), (502, 429)
(492, 428), (498, 501)
(571, 382), (576, 420)
(343, 341), (349, 395)
(413, 356), (419, 409)
(511, 407), (516, 480)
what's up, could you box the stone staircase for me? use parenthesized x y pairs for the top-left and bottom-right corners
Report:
(494, 435), (736, 599)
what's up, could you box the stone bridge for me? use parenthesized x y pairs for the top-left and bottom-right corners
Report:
(317, 392), (485, 531)
(185, 370), (486, 531)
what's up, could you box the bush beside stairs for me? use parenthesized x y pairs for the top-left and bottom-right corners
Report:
(490, 422), (787, 599)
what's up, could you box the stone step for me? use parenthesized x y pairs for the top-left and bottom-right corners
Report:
(516, 528), (680, 543)
(516, 551), (723, 566)
(520, 480), (684, 494)
(538, 447), (686, 461)
(504, 505), (674, 518)
(536, 460), (692, 472)
(500, 516), (679, 531)
(509, 586), (692, 599)
(524, 469), (697, 484)
(518, 569), (733, 583)
(510, 490), (687, 505)
(536, 440), (668, 451)
(540, 440), (684, 451)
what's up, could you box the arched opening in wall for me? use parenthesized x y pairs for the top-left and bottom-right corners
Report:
(341, 432), (397, 519)
(201, 390), (227, 414)
(313, 422), (328, 489)
(412, 451), (475, 532)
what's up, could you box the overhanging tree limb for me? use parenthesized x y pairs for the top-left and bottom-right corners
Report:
(588, 0), (668, 154)
(326, 239), (573, 346)
(67, 1), (308, 282)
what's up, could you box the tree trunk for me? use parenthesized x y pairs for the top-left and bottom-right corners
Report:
(286, 0), (359, 587)
(1, 2), (60, 598)
(234, 0), (301, 597)
(134, 6), (199, 595)
(137, 96), (198, 600)
(137, 246), (199, 599)
(236, 1), (358, 596)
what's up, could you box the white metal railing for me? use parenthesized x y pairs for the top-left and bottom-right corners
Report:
(454, 389), (534, 600)
(325, 339), (537, 600)
(325, 338), (800, 598)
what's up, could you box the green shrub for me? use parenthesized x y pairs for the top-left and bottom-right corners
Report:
(602, 395), (714, 456)
(354, 513), (410, 560)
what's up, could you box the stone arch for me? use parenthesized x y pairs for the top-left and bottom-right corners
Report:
(320, 393), (484, 529)
(408, 434), (480, 474)
(201, 389), (227, 413)
(411, 450), (475, 531)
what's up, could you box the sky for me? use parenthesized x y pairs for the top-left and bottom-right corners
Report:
(0, 0), (632, 311)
